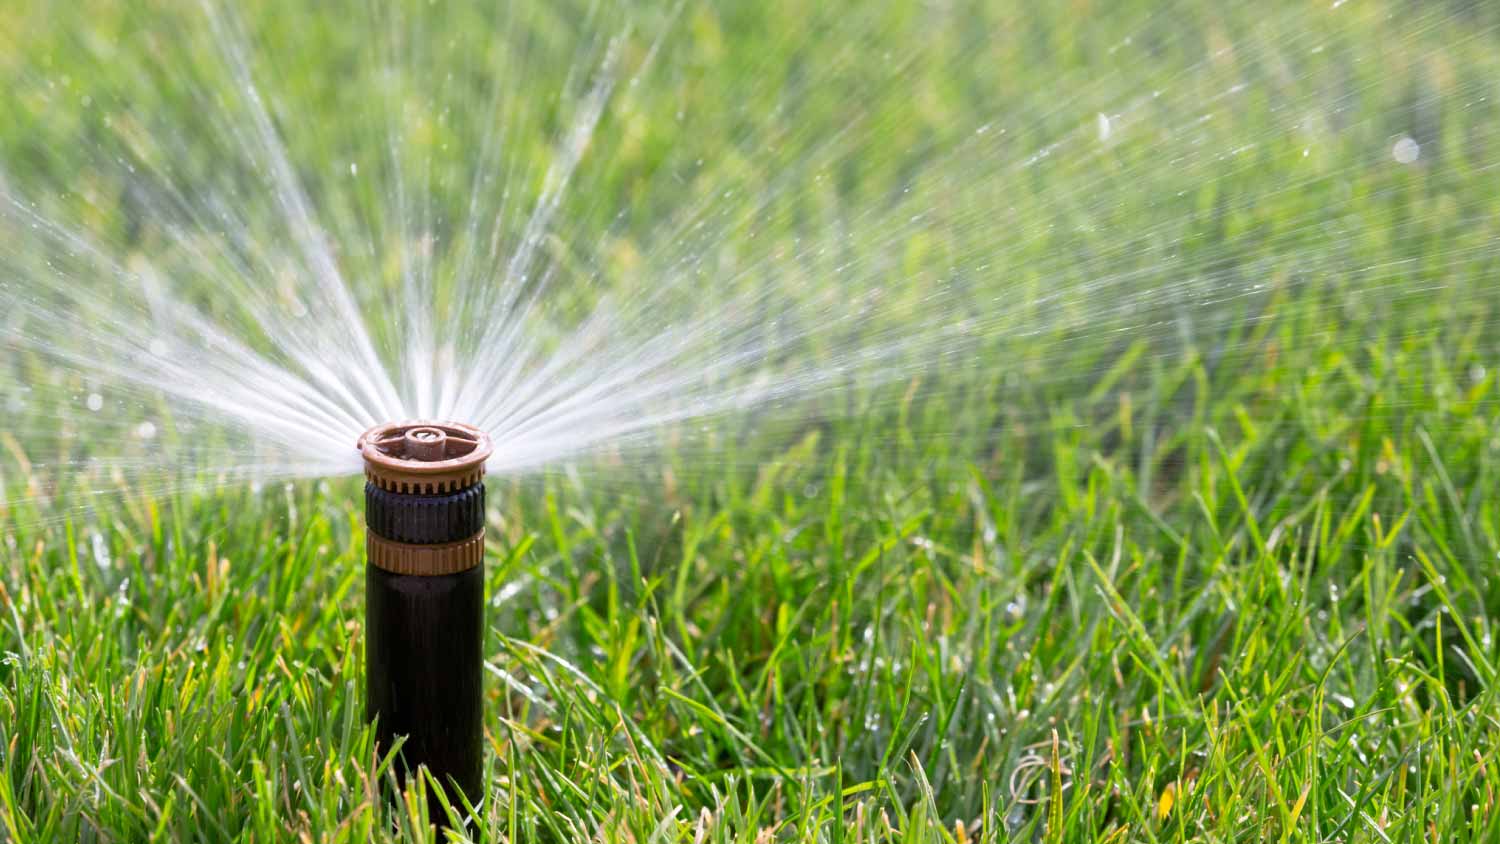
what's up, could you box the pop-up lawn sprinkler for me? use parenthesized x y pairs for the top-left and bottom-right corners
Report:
(358, 421), (491, 808)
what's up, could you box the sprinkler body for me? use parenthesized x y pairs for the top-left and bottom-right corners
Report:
(359, 421), (492, 810)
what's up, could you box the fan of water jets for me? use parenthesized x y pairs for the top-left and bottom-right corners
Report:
(0, 0), (1497, 512)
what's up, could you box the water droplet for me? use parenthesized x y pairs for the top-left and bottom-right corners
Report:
(1392, 136), (1420, 165)
(86, 393), (103, 412)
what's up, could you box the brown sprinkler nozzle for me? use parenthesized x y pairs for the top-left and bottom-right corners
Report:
(357, 421), (493, 576)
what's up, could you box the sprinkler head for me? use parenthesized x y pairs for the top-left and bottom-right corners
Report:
(359, 420), (492, 493)
(358, 420), (493, 575)
(359, 420), (491, 811)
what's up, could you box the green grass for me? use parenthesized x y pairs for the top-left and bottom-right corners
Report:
(4, 0), (1500, 841)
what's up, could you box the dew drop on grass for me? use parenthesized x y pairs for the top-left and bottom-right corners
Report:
(86, 392), (103, 411)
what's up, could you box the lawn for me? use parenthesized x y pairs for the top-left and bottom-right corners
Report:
(2, 1), (1500, 842)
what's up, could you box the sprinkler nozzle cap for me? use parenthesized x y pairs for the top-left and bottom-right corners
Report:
(358, 420), (492, 494)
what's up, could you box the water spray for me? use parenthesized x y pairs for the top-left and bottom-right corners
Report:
(358, 421), (491, 807)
